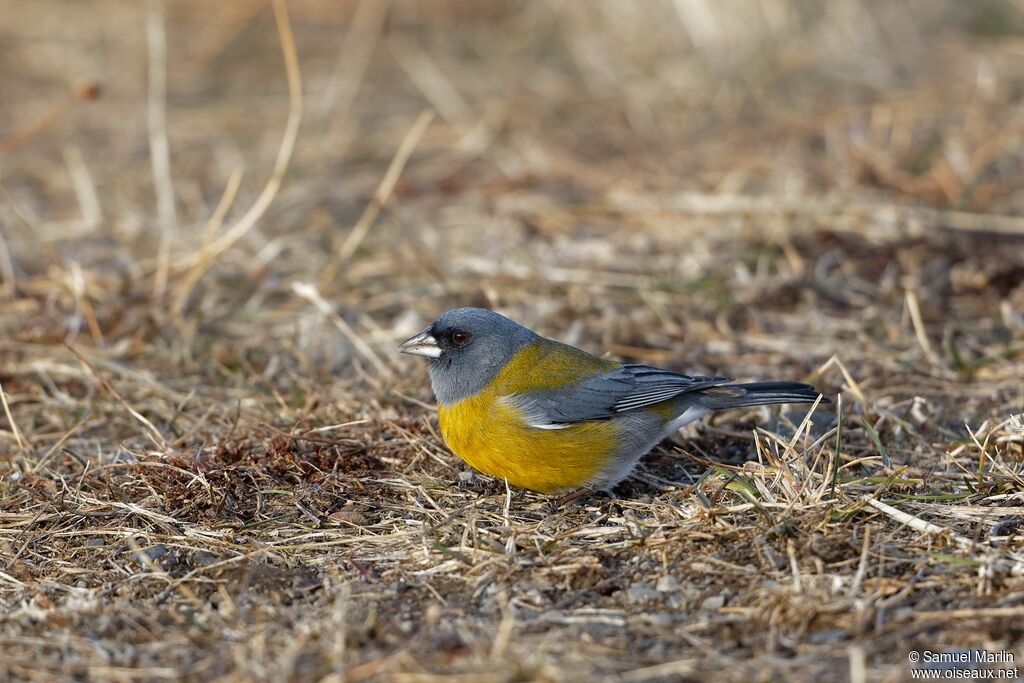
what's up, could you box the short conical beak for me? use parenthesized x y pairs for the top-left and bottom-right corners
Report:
(398, 327), (442, 358)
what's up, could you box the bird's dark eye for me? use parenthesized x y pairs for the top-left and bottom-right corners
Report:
(451, 330), (471, 346)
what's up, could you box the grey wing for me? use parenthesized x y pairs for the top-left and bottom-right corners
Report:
(508, 364), (733, 427)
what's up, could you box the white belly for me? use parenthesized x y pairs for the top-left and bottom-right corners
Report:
(661, 406), (709, 437)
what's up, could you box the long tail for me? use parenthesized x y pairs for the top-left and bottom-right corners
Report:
(697, 381), (829, 410)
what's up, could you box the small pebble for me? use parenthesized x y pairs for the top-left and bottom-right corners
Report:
(656, 575), (679, 592)
(191, 550), (216, 567)
(626, 584), (660, 603)
(131, 544), (167, 565)
(701, 595), (725, 611)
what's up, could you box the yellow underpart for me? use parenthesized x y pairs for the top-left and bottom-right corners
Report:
(437, 339), (621, 493)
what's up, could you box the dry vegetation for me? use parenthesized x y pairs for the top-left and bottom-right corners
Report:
(2, 1), (1024, 681)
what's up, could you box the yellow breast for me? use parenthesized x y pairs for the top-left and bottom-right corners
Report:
(436, 340), (620, 493)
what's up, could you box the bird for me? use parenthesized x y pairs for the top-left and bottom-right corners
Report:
(399, 307), (828, 495)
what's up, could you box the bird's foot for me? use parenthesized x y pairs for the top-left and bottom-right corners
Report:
(547, 486), (594, 513)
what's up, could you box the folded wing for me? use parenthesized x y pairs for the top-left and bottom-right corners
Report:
(508, 364), (733, 427)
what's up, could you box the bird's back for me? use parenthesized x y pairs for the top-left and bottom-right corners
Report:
(488, 336), (620, 395)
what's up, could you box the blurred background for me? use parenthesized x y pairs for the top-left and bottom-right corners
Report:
(2, 0), (1023, 376)
(2, 2), (1024, 681)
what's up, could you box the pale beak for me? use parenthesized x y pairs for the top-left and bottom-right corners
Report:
(398, 327), (442, 358)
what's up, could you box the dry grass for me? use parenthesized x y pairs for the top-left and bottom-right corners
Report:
(2, 1), (1024, 681)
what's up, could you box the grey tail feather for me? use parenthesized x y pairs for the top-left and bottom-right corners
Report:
(700, 381), (830, 410)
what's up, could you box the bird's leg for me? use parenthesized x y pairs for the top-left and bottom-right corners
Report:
(548, 486), (594, 513)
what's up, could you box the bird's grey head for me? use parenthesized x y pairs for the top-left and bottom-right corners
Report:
(398, 307), (535, 405)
